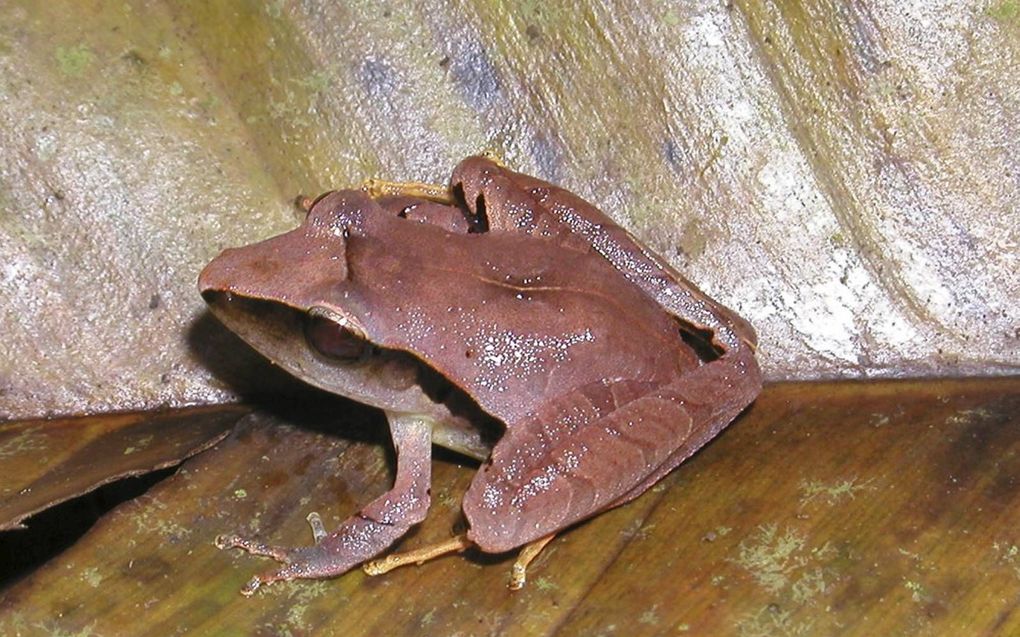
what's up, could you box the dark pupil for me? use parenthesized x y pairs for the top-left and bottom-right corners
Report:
(306, 316), (368, 361)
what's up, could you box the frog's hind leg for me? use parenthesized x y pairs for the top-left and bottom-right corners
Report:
(508, 533), (555, 590)
(295, 175), (456, 218)
(362, 151), (503, 206)
(362, 534), (472, 576)
(462, 379), (694, 556)
(215, 414), (433, 595)
(362, 531), (554, 590)
(361, 177), (454, 205)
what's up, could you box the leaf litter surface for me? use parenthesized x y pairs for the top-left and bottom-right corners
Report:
(2, 379), (1019, 636)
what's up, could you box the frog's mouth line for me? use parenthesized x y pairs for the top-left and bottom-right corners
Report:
(200, 291), (500, 460)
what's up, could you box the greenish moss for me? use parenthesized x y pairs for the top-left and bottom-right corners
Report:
(80, 567), (102, 588)
(0, 611), (27, 634)
(905, 580), (931, 603)
(799, 476), (874, 506)
(0, 427), (45, 458)
(265, 0), (285, 19)
(993, 541), (1020, 579)
(735, 605), (813, 637)
(987, 0), (1020, 22)
(43, 622), (99, 637)
(55, 44), (94, 76)
(419, 608), (436, 627)
(122, 434), (153, 456)
(516, 0), (574, 25)
(270, 580), (331, 635)
(296, 69), (332, 94)
(679, 218), (709, 259)
(133, 513), (191, 539)
(534, 576), (558, 591)
(198, 94), (220, 112)
(638, 607), (661, 625)
(790, 567), (829, 604)
(729, 524), (807, 594)
(947, 407), (992, 424)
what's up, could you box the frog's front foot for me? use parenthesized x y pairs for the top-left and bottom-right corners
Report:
(215, 510), (416, 596)
(214, 541), (320, 596)
(215, 519), (328, 596)
(217, 417), (433, 595)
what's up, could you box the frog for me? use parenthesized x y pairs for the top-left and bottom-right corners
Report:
(198, 156), (762, 595)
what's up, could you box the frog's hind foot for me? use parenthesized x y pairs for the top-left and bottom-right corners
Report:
(305, 511), (328, 543)
(361, 532), (555, 591)
(215, 508), (325, 558)
(508, 533), (555, 590)
(360, 177), (454, 204)
(362, 534), (472, 576)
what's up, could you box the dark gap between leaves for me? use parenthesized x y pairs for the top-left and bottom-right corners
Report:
(0, 467), (176, 592)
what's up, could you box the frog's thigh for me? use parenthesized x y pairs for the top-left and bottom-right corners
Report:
(612, 353), (762, 506)
(462, 384), (693, 553)
(361, 177), (454, 205)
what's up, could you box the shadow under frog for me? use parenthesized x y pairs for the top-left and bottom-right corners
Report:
(198, 156), (762, 594)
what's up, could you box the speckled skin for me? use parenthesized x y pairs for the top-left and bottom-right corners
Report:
(199, 157), (761, 593)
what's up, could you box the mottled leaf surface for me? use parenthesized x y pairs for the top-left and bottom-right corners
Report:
(2, 380), (1018, 636)
(1, 1), (1018, 421)
(0, 406), (245, 531)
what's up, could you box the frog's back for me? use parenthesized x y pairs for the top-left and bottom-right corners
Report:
(343, 212), (698, 428)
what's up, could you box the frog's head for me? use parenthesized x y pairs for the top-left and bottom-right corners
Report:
(197, 191), (426, 413)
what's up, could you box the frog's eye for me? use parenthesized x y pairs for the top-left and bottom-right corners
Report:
(305, 314), (370, 363)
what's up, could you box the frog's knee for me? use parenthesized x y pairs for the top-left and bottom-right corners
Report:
(462, 478), (565, 554)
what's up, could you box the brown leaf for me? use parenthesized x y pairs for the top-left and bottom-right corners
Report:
(0, 406), (245, 531)
(2, 380), (1019, 635)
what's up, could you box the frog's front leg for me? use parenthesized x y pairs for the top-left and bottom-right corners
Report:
(216, 414), (433, 595)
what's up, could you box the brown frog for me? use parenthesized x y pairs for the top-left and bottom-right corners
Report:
(198, 156), (761, 595)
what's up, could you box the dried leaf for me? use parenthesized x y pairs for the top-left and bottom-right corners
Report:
(2, 381), (1018, 635)
(0, 406), (245, 530)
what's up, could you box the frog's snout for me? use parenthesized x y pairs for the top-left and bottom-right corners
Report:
(198, 244), (284, 300)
